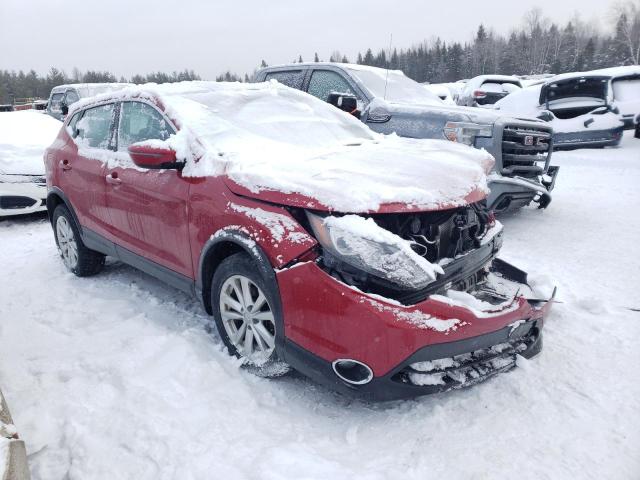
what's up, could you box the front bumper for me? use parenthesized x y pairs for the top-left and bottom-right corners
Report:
(276, 258), (553, 401)
(0, 181), (47, 217)
(553, 126), (624, 150)
(487, 167), (559, 212)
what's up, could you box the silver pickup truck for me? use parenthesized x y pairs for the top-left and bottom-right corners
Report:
(255, 63), (559, 212)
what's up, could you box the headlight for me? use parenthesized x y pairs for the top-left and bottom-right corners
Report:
(443, 122), (493, 145)
(306, 212), (443, 290)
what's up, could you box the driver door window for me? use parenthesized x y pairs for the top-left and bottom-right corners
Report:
(307, 70), (358, 102)
(117, 101), (174, 151)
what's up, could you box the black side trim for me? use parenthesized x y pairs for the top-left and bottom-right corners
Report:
(82, 228), (117, 257)
(114, 245), (194, 295)
(81, 226), (194, 295)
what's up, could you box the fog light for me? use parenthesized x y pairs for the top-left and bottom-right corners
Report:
(332, 359), (374, 385)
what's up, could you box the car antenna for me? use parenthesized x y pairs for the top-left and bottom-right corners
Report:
(383, 33), (393, 101)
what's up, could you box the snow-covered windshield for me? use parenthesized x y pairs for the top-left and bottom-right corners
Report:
(346, 67), (443, 106)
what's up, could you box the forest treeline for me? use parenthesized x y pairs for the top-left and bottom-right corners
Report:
(1, 2), (638, 104)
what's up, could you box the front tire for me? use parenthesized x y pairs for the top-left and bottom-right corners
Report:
(211, 253), (290, 377)
(52, 204), (105, 277)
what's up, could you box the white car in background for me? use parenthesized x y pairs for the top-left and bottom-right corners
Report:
(422, 83), (457, 105)
(0, 110), (61, 217)
(458, 75), (523, 107)
(591, 65), (640, 129)
(47, 83), (132, 120)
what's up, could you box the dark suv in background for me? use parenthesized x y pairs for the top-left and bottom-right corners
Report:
(255, 63), (559, 212)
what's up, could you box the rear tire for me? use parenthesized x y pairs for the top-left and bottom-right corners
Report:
(211, 252), (290, 377)
(52, 204), (105, 277)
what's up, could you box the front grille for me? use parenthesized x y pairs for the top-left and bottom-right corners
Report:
(0, 196), (37, 209)
(392, 324), (538, 389)
(320, 202), (495, 305)
(501, 126), (551, 178)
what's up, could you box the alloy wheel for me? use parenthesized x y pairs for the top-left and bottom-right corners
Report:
(56, 216), (78, 270)
(219, 274), (276, 365)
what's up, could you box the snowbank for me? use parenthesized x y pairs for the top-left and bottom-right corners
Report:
(1, 133), (640, 479)
(0, 111), (61, 175)
(73, 81), (493, 212)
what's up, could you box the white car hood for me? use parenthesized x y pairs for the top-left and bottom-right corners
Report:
(0, 111), (62, 175)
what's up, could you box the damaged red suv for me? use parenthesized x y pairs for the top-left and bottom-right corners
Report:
(44, 81), (554, 401)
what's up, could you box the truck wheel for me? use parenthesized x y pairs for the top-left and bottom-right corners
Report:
(52, 204), (105, 276)
(211, 253), (290, 377)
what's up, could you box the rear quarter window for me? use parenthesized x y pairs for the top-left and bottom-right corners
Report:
(264, 70), (305, 90)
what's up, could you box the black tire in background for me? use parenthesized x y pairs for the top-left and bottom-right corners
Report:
(52, 204), (105, 277)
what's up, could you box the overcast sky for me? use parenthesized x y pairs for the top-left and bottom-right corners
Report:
(1, 0), (614, 79)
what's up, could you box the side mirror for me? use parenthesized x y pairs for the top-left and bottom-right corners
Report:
(60, 103), (69, 116)
(591, 106), (608, 115)
(327, 92), (359, 117)
(128, 143), (181, 169)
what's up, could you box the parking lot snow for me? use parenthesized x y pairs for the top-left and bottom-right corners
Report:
(1, 133), (640, 479)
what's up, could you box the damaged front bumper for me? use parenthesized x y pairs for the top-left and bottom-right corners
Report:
(487, 167), (559, 212)
(276, 257), (555, 401)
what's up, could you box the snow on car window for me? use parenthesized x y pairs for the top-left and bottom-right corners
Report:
(347, 67), (442, 106)
(481, 82), (520, 94)
(612, 78), (640, 101)
(118, 101), (174, 151)
(307, 70), (358, 102)
(264, 70), (305, 89)
(49, 93), (63, 110)
(76, 104), (115, 149)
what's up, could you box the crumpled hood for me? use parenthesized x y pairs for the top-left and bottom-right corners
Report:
(224, 135), (494, 213)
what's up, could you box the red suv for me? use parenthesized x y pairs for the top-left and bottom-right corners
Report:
(44, 82), (554, 400)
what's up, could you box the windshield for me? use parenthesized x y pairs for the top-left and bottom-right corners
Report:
(346, 67), (443, 106)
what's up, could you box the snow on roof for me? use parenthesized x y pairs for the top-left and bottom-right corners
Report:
(0, 111), (62, 175)
(72, 80), (493, 212)
(586, 65), (640, 78)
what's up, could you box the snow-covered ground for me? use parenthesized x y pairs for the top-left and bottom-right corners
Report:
(1, 133), (639, 479)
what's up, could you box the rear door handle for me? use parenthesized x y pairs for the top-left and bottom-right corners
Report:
(59, 159), (72, 171)
(105, 172), (122, 185)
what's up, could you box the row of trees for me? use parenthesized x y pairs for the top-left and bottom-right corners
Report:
(1, 2), (638, 104)
(0, 69), (201, 105)
(346, 3), (639, 83)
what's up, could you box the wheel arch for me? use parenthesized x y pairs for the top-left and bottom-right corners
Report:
(197, 228), (279, 316)
(46, 188), (81, 231)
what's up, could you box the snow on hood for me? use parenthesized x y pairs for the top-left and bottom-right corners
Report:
(81, 81), (494, 213)
(0, 111), (62, 175)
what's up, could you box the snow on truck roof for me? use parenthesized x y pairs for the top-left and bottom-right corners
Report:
(72, 80), (493, 212)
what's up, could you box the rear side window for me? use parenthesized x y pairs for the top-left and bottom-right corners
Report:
(117, 101), (174, 151)
(307, 70), (357, 102)
(264, 70), (305, 89)
(76, 104), (116, 149)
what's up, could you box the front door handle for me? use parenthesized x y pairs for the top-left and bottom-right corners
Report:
(59, 159), (71, 171)
(105, 172), (122, 185)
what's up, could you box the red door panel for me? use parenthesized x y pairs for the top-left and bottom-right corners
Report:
(56, 131), (111, 237)
(104, 166), (193, 277)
